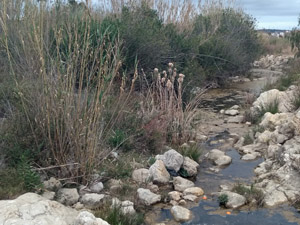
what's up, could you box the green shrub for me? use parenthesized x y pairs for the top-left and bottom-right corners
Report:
(101, 159), (133, 179)
(262, 99), (279, 114)
(17, 156), (41, 191)
(119, 3), (171, 73)
(0, 169), (26, 200)
(0, 157), (41, 200)
(232, 183), (264, 207)
(94, 206), (144, 225)
(108, 129), (128, 148)
(218, 194), (229, 207)
(147, 157), (156, 166)
(179, 144), (202, 162)
(263, 73), (300, 92)
(178, 168), (189, 178)
(243, 133), (254, 145)
(191, 8), (260, 83)
(249, 99), (279, 124)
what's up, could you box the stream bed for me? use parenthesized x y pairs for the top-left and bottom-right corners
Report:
(153, 132), (300, 224)
(147, 70), (300, 225)
(152, 122), (300, 225)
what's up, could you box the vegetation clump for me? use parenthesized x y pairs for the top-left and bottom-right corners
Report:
(0, 0), (262, 198)
(218, 194), (229, 207)
(232, 183), (264, 207)
(94, 205), (144, 225)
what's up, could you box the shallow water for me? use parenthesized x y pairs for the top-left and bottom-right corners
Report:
(157, 200), (300, 225)
(154, 132), (300, 225)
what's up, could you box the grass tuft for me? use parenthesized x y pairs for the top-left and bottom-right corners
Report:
(232, 183), (264, 207)
(94, 205), (144, 225)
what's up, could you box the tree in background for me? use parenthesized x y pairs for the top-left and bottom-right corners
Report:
(290, 16), (300, 57)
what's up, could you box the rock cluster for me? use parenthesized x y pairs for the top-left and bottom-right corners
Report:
(0, 193), (110, 225)
(206, 149), (232, 166)
(134, 149), (203, 222)
(250, 88), (296, 116)
(1, 145), (206, 225)
(253, 55), (292, 71)
(238, 89), (300, 207)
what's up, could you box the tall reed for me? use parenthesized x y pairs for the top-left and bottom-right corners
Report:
(0, 0), (133, 182)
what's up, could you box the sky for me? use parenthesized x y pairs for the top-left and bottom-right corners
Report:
(238, 0), (300, 30)
(88, 0), (299, 30)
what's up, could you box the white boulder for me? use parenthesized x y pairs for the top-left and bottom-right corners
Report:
(149, 160), (170, 184)
(137, 188), (161, 206)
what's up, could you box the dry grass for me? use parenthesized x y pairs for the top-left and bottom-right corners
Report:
(0, 0), (136, 183)
(259, 32), (293, 55)
(140, 64), (207, 144)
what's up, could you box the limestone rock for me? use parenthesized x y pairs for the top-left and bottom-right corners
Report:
(80, 193), (107, 209)
(0, 193), (77, 225)
(168, 191), (182, 201)
(171, 206), (192, 222)
(234, 137), (245, 150)
(57, 188), (80, 206)
(43, 177), (62, 191)
(183, 187), (204, 196)
(132, 168), (150, 183)
(157, 149), (184, 172)
(207, 149), (225, 161)
(74, 211), (110, 225)
(137, 188), (161, 206)
(240, 143), (267, 154)
(215, 155), (232, 166)
(196, 134), (208, 142)
(267, 144), (282, 160)
(261, 179), (289, 207)
(224, 109), (239, 116)
(42, 191), (55, 200)
(182, 157), (199, 177)
(90, 182), (104, 194)
(173, 176), (195, 192)
(231, 105), (240, 110)
(120, 200), (136, 215)
(241, 152), (261, 161)
(222, 191), (246, 209)
(183, 195), (198, 202)
(107, 179), (123, 193)
(251, 89), (294, 115)
(207, 149), (232, 166)
(149, 160), (170, 184)
(178, 199), (187, 205)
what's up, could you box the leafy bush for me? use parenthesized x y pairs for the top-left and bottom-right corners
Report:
(218, 194), (229, 207)
(108, 129), (128, 148)
(119, 3), (171, 73)
(191, 8), (260, 83)
(0, 169), (26, 200)
(17, 156), (41, 191)
(0, 158), (41, 200)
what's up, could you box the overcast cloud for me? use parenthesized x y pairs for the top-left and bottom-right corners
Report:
(238, 0), (300, 29)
